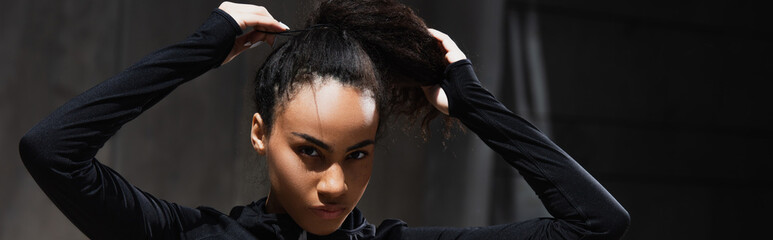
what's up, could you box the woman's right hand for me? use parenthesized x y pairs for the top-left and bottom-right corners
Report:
(218, 1), (289, 65)
(428, 28), (466, 64)
(421, 29), (467, 115)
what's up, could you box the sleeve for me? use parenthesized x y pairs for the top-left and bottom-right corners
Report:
(397, 60), (630, 240)
(18, 9), (243, 240)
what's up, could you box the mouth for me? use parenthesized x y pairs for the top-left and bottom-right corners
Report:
(310, 205), (347, 220)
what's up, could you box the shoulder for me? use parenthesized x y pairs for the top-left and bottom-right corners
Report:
(374, 219), (408, 240)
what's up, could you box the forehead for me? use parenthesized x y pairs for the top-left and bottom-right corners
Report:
(273, 79), (378, 146)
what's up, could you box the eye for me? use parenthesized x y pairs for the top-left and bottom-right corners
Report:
(298, 146), (320, 157)
(346, 151), (367, 160)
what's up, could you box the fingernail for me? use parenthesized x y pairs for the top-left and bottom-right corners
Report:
(279, 21), (290, 30)
(250, 41), (264, 49)
(243, 41), (252, 47)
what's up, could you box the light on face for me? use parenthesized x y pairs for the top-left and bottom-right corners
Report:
(359, 92), (376, 125)
(264, 77), (379, 235)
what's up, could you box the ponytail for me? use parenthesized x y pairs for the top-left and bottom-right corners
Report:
(254, 0), (451, 137)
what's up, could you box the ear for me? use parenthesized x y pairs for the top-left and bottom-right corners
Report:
(250, 113), (267, 155)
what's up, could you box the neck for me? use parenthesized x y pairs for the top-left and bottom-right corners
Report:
(265, 188), (286, 214)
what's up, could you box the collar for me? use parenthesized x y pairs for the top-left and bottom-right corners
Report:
(229, 198), (376, 240)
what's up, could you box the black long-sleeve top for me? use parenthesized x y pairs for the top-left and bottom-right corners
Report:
(19, 9), (629, 240)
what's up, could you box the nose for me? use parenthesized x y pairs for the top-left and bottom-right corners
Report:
(317, 163), (348, 199)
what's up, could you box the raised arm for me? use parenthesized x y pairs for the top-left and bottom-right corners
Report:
(18, 3), (286, 239)
(399, 30), (629, 239)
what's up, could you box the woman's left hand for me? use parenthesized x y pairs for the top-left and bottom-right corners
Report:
(422, 28), (467, 115)
(219, 1), (289, 65)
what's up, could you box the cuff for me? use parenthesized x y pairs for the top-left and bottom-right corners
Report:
(213, 8), (244, 36)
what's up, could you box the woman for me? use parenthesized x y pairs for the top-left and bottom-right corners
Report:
(19, 0), (629, 239)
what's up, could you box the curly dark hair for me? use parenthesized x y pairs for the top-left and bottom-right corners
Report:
(253, 0), (449, 137)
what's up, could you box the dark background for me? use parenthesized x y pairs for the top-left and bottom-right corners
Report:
(1, 0), (771, 239)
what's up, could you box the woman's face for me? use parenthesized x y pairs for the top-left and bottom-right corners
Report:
(250, 78), (378, 235)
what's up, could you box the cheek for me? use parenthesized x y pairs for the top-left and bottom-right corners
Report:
(266, 142), (313, 196)
(345, 158), (374, 192)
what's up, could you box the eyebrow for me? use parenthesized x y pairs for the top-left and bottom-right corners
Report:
(346, 139), (375, 152)
(291, 132), (374, 152)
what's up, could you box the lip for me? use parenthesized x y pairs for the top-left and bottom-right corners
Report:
(310, 205), (346, 220)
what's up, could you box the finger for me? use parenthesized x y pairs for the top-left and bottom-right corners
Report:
(233, 37), (250, 54)
(240, 5), (273, 18)
(421, 84), (450, 115)
(428, 28), (449, 42)
(222, 3), (274, 20)
(428, 29), (457, 51)
(239, 14), (288, 32)
(428, 28), (466, 63)
(220, 2), (290, 31)
(264, 35), (276, 47)
(242, 30), (276, 47)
